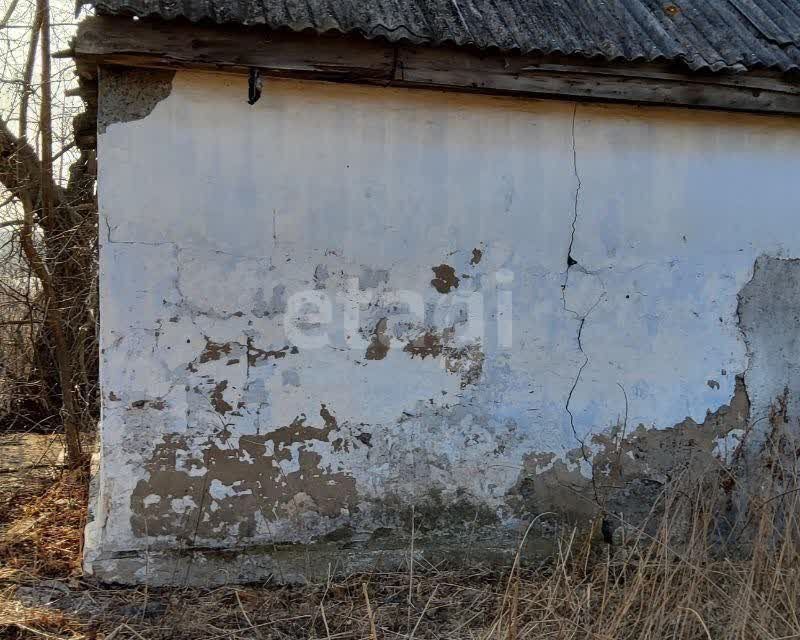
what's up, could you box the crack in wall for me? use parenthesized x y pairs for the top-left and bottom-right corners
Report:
(559, 104), (606, 498)
(105, 221), (270, 262)
(103, 217), (174, 248)
(561, 103), (582, 309)
(561, 104), (591, 459)
(564, 294), (605, 498)
(104, 220), (290, 419)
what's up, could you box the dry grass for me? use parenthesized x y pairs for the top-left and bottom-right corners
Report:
(0, 455), (799, 639)
(0, 467), (87, 578)
(0, 434), (65, 524)
(0, 593), (84, 640)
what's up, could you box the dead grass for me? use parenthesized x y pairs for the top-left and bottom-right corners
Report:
(0, 467), (87, 578)
(0, 592), (84, 640)
(0, 434), (66, 527)
(0, 455), (799, 639)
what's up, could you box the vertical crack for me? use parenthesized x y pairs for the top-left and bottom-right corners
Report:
(564, 295), (605, 471)
(561, 103), (582, 310)
(560, 104), (604, 500)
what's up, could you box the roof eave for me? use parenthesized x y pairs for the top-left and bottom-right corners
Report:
(71, 15), (800, 118)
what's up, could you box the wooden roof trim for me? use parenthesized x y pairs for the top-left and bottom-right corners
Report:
(74, 16), (800, 116)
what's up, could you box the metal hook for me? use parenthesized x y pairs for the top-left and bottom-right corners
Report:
(248, 68), (262, 105)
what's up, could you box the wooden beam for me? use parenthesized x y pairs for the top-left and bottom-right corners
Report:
(75, 16), (395, 80)
(74, 15), (800, 116)
(397, 47), (800, 115)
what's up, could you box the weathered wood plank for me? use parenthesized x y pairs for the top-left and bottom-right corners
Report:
(398, 48), (800, 114)
(518, 63), (800, 95)
(75, 16), (396, 79)
(74, 16), (800, 115)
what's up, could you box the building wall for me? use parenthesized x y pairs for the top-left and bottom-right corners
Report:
(87, 68), (800, 584)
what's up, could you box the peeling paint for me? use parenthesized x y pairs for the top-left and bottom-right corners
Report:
(444, 343), (485, 389)
(130, 405), (353, 539)
(210, 380), (233, 415)
(430, 265), (460, 294)
(365, 317), (390, 360)
(90, 72), (800, 586)
(403, 327), (484, 388)
(248, 343), (295, 368)
(738, 256), (800, 451)
(509, 376), (750, 525)
(200, 339), (233, 364)
(403, 330), (445, 359)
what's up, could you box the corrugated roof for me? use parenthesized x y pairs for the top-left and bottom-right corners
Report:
(80, 0), (800, 73)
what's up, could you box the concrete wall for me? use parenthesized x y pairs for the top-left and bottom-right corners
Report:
(86, 68), (800, 584)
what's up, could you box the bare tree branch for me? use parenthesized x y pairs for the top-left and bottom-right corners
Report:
(19, 4), (43, 142)
(52, 139), (74, 161)
(0, 0), (98, 449)
(0, 0), (20, 30)
(0, 117), (47, 203)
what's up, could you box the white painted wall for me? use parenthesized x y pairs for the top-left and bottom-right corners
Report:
(90, 70), (800, 575)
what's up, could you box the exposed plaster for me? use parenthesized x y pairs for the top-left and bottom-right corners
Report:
(402, 327), (485, 389)
(430, 264), (460, 294)
(510, 375), (751, 527)
(365, 317), (390, 360)
(736, 256), (800, 452)
(98, 67), (175, 134)
(130, 404), (354, 540)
